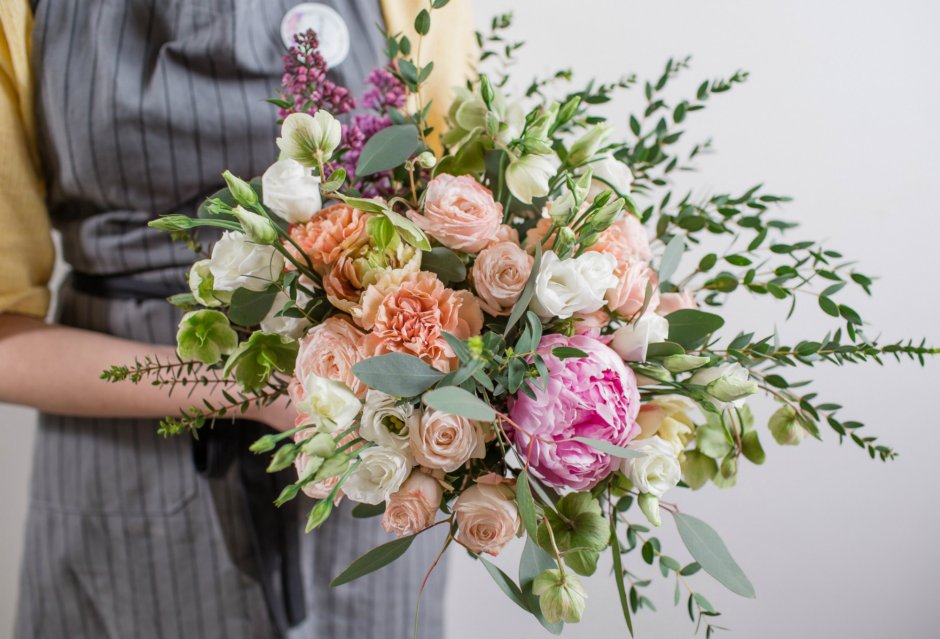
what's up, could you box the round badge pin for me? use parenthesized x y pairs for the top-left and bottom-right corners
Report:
(280, 3), (350, 68)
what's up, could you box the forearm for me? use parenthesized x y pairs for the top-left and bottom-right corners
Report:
(0, 313), (294, 429)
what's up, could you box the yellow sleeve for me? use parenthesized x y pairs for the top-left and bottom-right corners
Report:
(0, 0), (53, 318)
(380, 0), (477, 153)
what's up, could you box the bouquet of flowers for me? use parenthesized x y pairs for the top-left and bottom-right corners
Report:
(105, 6), (937, 635)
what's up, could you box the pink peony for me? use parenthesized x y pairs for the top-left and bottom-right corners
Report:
(289, 316), (368, 406)
(657, 289), (697, 316)
(360, 271), (483, 372)
(408, 174), (503, 253)
(508, 333), (641, 490)
(381, 471), (443, 537)
(606, 259), (660, 318)
(471, 241), (534, 316)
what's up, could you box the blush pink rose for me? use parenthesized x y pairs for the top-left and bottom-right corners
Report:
(381, 471), (443, 537)
(657, 289), (697, 315)
(588, 215), (652, 262)
(490, 224), (520, 246)
(454, 483), (521, 556)
(289, 316), (368, 408)
(288, 204), (371, 273)
(524, 218), (556, 253)
(471, 241), (534, 316)
(572, 309), (610, 337)
(409, 408), (486, 472)
(606, 260), (660, 318)
(360, 271), (483, 372)
(407, 174), (503, 253)
(508, 333), (641, 490)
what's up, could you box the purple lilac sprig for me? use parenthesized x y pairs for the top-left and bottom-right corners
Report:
(277, 30), (355, 119)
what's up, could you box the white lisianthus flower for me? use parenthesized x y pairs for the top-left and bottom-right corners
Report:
(587, 154), (634, 199)
(296, 373), (361, 434)
(208, 231), (285, 292)
(690, 362), (758, 405)
(505, 154), (555, 204)
(260, 290), (312, 339)
(610, 313), (669, 362)
(343, 446), (412, 505)
(623, 436), (681, 498)
(568, 123), (611, 166)
(530, 250), (618, 319)
(359, 390), (420, 453)
(261, 159), (322, 224)
(188, 259), (231, 307)
(276, 111), (341, 166)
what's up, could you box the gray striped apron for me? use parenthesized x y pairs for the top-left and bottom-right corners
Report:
(14, 1), (448, 637)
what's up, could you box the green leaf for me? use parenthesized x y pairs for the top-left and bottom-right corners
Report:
(672, 512), (756, 598)
(550, 347), (589, 360)
(573, 437), (644, 458)
(352, 353), (445, 397)
(610, 520), (635, 635)
(421, 247), (467, 284)
(479, 557), (529, 611)
(330, 534), (416, 587)
(351, 502), (387, 518)
(384, 210), (431, 251)
(504, 243), (542, 337)
(645, 341), (685, 358)
(356, 124), (421, 176)
(741, 431), (766, 465)
(414, 9), (431, 35)
(422, 386), (495, 421)
(658, 235), (685, 284)
(516, 471), (539, 539)
(682, 450), (718, 490)
(819, 296), (839, 317)
(666, 309), (725, 348)
(228, 287), (278, 326)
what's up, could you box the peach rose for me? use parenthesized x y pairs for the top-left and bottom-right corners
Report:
(409, 408), (486, 472)
(360, 271), (483, 372)
(490, 224), (520, 246)
(381, 471), (443, 537)
(573, 308), (610, 337)
(471, 241), (534, 316)
(657, 289), (697, 315)
(606, 260), (660, 318)
(288, 204), (371, 273)
(454, 483), (521, 556)
(408, 174), (502, 253)
(289, 317), (368, 410)
(588, 215), (652, 263)
(524, 217), (556, 253)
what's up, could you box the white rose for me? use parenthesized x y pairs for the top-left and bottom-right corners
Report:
(359, 390), (420, 453)
(343, 446), (412, 505)
(296, 373), (361, 434)
(208, 231), (285, 292)
(260, 289), (312, 339)
(690, 362), (758, 406)
(610, 313), (669, 362)
(529, 250), (617, 319)
(587, 154), (633, 199)
(261, 159), (322, 224)
(623, 436), (681, 498)
(505, 154), (555, 204)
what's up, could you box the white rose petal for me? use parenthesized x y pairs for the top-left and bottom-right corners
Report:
(343, 446), (412, 505)
(261, 159), (323, 224)
(529, 250), (617, 319)
(623, 436), (681, 498)
(208, 231), (285, 292)
(610, 313), (669, 362)
(296, 373), (361, 434)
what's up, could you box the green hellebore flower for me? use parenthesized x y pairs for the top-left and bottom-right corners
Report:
(768, 405), (805, 445)
(532, 569), (588, 624)
(537, 492), (608, 555)
(176, 310), (238, 365)
(188, 259), (231, 308)
(223, 331), (299, 392)
(276, 111), (341, 167)
(568, 123), (611, 166)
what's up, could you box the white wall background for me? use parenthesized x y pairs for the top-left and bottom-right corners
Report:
(2, 0), (939, 637)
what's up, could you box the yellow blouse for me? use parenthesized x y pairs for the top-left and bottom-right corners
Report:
(0, 0), (475, 318)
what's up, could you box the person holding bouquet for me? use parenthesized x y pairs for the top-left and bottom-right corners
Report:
(0, 1), (474, 637)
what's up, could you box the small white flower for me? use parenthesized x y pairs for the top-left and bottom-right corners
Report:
(529, 250), (618, 319)
(260, 290), (312, 339)
(343, 446), (412, 505)
(188, 259), (230, 307)
(208, 231), (285, 292)
(610, 313), (669, 362)
(587, 154), (634, 199)
(296, 373), (361, 434)
(690, 362), (758, 405)
(505, 154), (555, 204)
(623, 436), (681, 498)
(359, 390), (420, 453)
(261, 159), (323, 224)
(276, 111), (342, 166)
